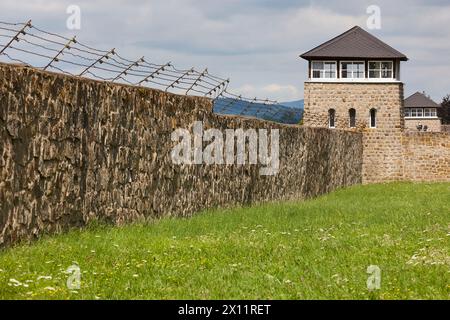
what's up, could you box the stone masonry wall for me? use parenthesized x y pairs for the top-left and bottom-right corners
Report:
(0, 63), (363, 246)
(404, 118), (442, 132)
(304, 82), (450, 184)
(441, 125), (450, 133)
(304, 82), (405, 183)
(402, 132), (450, 182)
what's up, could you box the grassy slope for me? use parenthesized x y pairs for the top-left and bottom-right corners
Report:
(0, 183), (449, 300)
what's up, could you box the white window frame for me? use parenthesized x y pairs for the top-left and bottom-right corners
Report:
(405, 107), (438, 119)
(311, 61), (337, 79)
(340, 61), (365, 79)
(428, 108), (437, 117)
(416, 108), (423, 117)
(368, 61), (394, 79)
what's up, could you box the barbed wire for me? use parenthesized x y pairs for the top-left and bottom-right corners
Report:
(0, 19), (301, 124)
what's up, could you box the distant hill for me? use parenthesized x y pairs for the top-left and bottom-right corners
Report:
(279, 100), (304, 110)
(213, 98), (303, 124)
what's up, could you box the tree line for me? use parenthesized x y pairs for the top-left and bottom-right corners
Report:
(440, 95), (450, 124)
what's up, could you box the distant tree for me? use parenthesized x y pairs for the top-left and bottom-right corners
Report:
(440, 95), (450, 124)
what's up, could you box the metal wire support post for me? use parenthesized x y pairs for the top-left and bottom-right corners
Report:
(0, 19), (32, 54)
(206, 78), (230, 97)
(137, 62), (171, 85)
(112, 56), (145, 82)
(43, 36), (76, 70)
(79, 48), (115, 76)
(185, 68), (207, 95)
(166, 68), (194, 92)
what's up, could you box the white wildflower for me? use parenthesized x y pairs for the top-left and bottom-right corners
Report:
(9, 279), (23, 287)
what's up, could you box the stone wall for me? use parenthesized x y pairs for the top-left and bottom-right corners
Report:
(402, 132), (450, 182)
(0, 63), (363, 246)
(442, 125), (450, 133)
(404, 118), (442, 132)
(303, 82), (404, 131)
(304, 82), (405, 183)
(303, 81), (450, 184)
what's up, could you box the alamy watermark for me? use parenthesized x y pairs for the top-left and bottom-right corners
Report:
(366, 265), (381, 290)
(171, 121), (279, 176)
(366, 5), (381, 30)
(66, 264), (81, 290)
(66, 5), (81, 30)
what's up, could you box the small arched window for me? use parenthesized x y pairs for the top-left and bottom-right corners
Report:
(369, 108), (377, 128)
(328, 109), (336, 128)
(349, 108), (356, 128)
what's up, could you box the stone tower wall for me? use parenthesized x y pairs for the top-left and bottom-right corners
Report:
(304, 82), (405, 183)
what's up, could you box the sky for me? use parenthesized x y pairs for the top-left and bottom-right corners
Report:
(1, 0), (449, 102)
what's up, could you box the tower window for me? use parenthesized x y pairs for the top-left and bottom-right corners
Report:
(328, 109), (336, 128)
(341, 62), (365, 79)
(369, 61), (394, 79)
(349, 108), (356, 128)
(369, 108), (377, 128)
(405, 108), (437, 118)
(311, 61), (337, 79)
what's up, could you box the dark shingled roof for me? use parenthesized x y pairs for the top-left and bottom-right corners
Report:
(300, 26), (408, 61)
(404, 92), (440, 108)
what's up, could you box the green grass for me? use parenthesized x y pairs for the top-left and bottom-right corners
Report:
(0, 182), (449, 300)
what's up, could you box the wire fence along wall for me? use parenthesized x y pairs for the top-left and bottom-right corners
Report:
(0, 20), (302, 124)
(212, 97), (302, 124)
